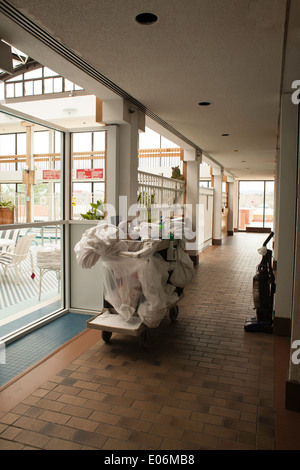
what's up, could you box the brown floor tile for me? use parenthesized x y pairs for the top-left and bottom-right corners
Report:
(1, 233), (291, 450)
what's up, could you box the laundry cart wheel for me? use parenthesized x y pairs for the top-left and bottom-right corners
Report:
(169, 305), (179, 322)
(102, 331), (112, 343)
(139, 330), (150, 349)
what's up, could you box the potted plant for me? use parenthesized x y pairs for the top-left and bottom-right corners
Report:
(80, 200), (105, 220)
(0, 200), (16, 224)
(137, 191), (155, 223)
(171, 166), (184, 181)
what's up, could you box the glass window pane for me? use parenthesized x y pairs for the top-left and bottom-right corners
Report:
(54, 131), (62, 153)
(265, 181), (274, 230)
(6, 83), (14, 98)
(0, 183), (16, 203)
(6, 74), (23, 82)
(64, 79), (74, 91)
(94, 182), (105, 201)
(34, 130), (49, 154)
(12, 59), (22, 68)
(17, 133), (26, 154)
(139, 127), (160, 149)
(0, 222), (64, 342)
(14, 81), (23, 97)
(0, 133), (15, 155)
(43, 67), (59, 77)
(239, 181), (264, 230)
(72, 182), (93, 219)
(24, 80), (33, 95)
(24, 68), (43, 79)
(0, 112), (64, 338)
(161, 136), (179, 148)
(93, 131), (106, 150)
(0, 82), (4, 100)
(73, 132), (92, 152)
(34, 79), (42, 95)
(53, 77), (63, 93)
(44, 78), (53, 93)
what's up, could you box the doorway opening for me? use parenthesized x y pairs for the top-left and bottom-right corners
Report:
(238, 180), (274, 231)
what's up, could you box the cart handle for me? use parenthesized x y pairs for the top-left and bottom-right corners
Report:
(118, 241), (160, 258)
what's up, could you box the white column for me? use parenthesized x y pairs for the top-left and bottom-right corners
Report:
(212, 167), (223, 245)
(227, 177), (235, 236)
(274, 94), (299, 335)
(273, 151), (280, 264)
(106, 125), (119, 215)
(185, 159), (200, 255)
(286, 103), (300, 411)
(102, 98), (145, 221)
(118, 110), (139, 209)
(233, 180), (239, 231)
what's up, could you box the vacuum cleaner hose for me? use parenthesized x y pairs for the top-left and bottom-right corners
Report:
(263, 231), (274, 247)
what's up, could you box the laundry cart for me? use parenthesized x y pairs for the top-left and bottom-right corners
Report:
(75, 221), (194, 348)
(87, 239), (187, 347)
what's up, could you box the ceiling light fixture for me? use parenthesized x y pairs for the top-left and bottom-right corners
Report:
(62, 108), (77, 115)
(135, 12), (158, 25)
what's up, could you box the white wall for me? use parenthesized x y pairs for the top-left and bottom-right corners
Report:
(274, 94), (299, 327)
(69, 221), (104, 312)
(199, 188), (213, 247)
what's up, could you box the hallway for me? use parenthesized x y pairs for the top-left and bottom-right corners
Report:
(0, 232), (298, 450)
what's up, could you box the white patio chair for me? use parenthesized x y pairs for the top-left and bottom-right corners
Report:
(0, 233), (36, 284)
(36, 244), (61, 300)
(0, 229), (21, 253)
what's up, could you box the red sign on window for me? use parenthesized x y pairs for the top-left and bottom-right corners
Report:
(43, 170), (61, 180)
(76, 169), (104, 179)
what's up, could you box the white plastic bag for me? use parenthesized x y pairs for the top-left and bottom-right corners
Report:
(136, 254), (178, 328)
(74, 221), (127, 269)
(138, 301), (167, 329)
(101, 256), (143, 321)
(170, 242), (194, 288)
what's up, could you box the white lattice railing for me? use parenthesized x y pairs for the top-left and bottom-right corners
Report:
(1, 170), (185, 223)
(137, 171), (185, 222)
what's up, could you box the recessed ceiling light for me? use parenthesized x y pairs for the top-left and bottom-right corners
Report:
(62, 108), (77, 115)
(198, 101), (211, 106)
(135, 12), (158, 25)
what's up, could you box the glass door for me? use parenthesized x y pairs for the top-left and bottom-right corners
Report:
(0, 110), (66, 341)
(238, 180), (274, 230)
(264, 181), (274, 229)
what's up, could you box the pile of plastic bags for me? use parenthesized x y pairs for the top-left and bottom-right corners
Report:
(74, 220), (194, 328)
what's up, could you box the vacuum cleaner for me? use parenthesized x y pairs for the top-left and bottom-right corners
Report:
(244, 231), (276, 333)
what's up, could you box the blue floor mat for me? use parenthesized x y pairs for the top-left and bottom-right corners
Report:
(0, 313), (92, 387)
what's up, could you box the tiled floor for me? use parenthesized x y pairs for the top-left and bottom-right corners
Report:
(0, 233), (298, 450)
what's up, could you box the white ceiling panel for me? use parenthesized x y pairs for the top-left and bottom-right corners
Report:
(2, 0), (295, 178)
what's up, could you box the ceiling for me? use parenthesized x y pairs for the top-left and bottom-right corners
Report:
(0, 0), (298, 180)
(4, 94), (102, 130)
